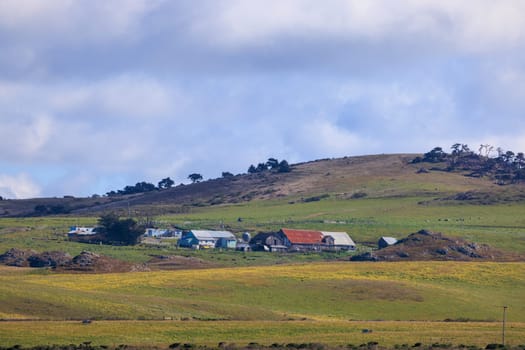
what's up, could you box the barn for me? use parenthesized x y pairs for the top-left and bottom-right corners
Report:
(251, 229), (356, 252)
(280, 228), (324, 251)
(249, 232), (288, 252)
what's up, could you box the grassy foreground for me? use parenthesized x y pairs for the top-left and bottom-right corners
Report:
(1, 320), (524, 348)
(1, 262), (524, 322)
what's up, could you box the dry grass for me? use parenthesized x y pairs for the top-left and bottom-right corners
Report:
(0, 320), (523, 348)
(0, 262), (523, 323)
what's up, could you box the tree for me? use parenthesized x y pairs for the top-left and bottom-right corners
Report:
(278, 160), (291, 173)
(97, 213), (144, 245)
(451, 143), (462, 156)
(479, 144), (494, 158)
(503, 151), (515, 164)
(188, 173), (203, 183)
(116, 181), (156, 195)
(422, 147), (447, 163)
(256, 163), (267, 172)
(222, 171), (234, 178)
(158, 177), (175, 189)
(266, 158), (279, 170)
(515, 152), (525, 169)
(248, 165), (257, 174)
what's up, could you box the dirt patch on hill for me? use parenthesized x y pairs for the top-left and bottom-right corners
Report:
(351, 230), (521, 262)
(0, 249), (146, 273)
(147, 255), (217, 270)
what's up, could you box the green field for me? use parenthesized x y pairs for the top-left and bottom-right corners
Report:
(1, 196), (525, 264)
(161, 197), (525, 253)
(0, 262), (524, 346)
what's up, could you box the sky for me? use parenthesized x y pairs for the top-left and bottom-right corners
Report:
(1, 0), (525, 199)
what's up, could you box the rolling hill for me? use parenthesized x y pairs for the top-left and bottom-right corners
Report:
(2, 153), (524, 218)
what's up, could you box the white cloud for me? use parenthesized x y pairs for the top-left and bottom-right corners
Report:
(0, 114), (54, 160)
(0, 0), (163, 43)
(49, 75), (177, 119)
(195, 0), (525, 54)
(297, 119), (370, 157)
(0, 74), (183, 171)
(0, 173), (41, 199)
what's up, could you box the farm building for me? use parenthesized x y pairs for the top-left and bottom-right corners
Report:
(281, 228), (324, 251)
(144, 228), (182, 238)
(249, 232), (288, 252)
(178, 230), (237, 249)
(250, 229), (355, 252)
(68, 226), (98, 237)
(321, 231), (356, 250)
(378, 236), (398, 249)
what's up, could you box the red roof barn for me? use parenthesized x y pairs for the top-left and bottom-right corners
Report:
(280, 228), (323, 244)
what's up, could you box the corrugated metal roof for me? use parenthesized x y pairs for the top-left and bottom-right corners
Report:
(191, 230), (235, 240)
(321, 231), (355, 246)
(281, 228), (323, 244)
(380, 236), (398, 245)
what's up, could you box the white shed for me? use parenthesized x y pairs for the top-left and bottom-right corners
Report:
(321, 231), (356, 250)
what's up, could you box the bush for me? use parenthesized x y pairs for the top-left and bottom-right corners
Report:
(97, 213), (144, 245)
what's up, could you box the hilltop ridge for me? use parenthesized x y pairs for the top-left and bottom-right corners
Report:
(1, 153), (524, 217)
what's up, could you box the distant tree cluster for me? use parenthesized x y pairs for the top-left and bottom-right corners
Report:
(106, 177), (176, 197)
(412, 143), (525, 184)
(104, 157), (293, 198)
(248, 158), (291, 174)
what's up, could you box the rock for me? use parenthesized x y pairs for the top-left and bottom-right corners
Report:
(350, 252), (378, 261)
(28, 251), (72, 268)
(0, 248), (38, 267)
(435, 248), (448, 255)
(72, 251), (100, 267)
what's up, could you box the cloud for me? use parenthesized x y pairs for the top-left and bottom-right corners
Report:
(49, 75), (178, 120)
(0, 74), (184, 160)
(0, 173), (41, 199)
(0, 1), (524, 197)
(0, 0), (162, 42)
(295, 119), (372, 157)
(190, 0), (525, 54)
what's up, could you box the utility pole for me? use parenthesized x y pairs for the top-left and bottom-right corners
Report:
(502, 306), (508, 346)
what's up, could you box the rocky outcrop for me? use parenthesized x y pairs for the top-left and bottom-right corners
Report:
(0, 248), (38, 267)
(351, 230), (513, 261)
(0, 249), (140, 272)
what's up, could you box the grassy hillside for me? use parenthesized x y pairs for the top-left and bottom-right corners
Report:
(2, 154), (525, 218)
(1, 262), (523, 322)
(0, 262), (524, 347)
